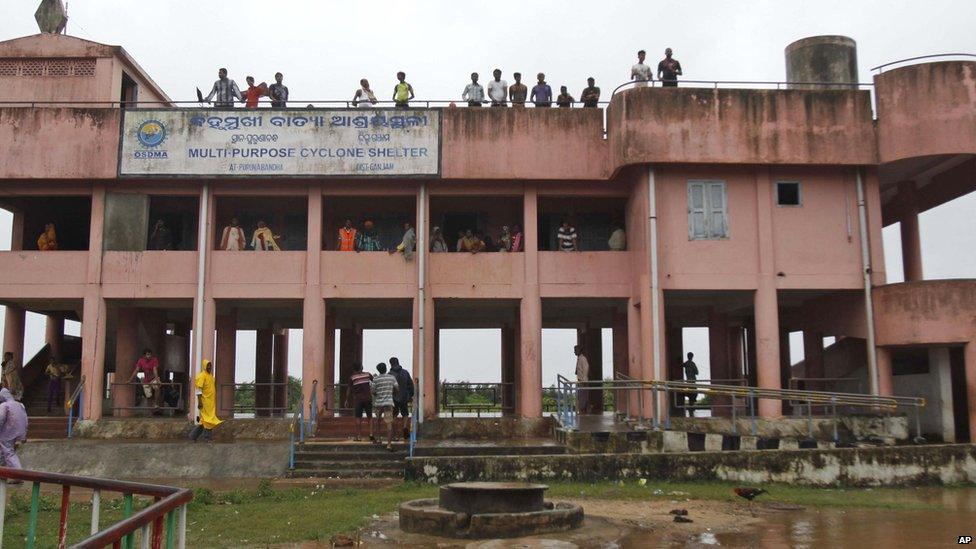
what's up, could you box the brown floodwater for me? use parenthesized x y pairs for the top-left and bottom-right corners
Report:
(619, 487), (976, 549)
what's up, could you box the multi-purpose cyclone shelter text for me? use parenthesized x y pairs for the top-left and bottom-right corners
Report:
(119, 109), (440, 177)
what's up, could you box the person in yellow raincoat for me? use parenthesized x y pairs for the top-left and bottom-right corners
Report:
(190, 360), (222, 442)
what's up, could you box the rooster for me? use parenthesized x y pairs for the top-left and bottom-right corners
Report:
(734, 487), (767, 501)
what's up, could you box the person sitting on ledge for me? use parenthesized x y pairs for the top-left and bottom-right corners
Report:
(338, 219), (358, 252)
(390, 222), (416, 260)
(148, 219), (173, 250)
(511, 224), (524, 252)
(458, 230), (485, 254)
(356, 220), (384, 252)
(462, 72), (485, 107)
(556, 86), (575, 108)
(499, 226), (513, 252)
(252, 220), (282, 251)
(219, 217), (246, 251)
(37, 222), (57, 251)
(430, 226), (449, 252)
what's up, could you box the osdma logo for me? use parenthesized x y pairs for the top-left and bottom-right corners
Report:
(134, 119), (169, 159)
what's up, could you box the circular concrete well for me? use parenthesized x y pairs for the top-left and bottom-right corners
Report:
(400, 482), (584, 539)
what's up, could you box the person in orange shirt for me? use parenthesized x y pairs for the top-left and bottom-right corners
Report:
(338, 219), (358, 252)
(37, 223), (57, 251)
(242, 76), (268, 108)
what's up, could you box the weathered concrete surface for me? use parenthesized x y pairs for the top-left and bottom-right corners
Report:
(419, 417), (554, 440)
(103, 192), (149, 252)
(0, 108), (120, 179)
(407, 444), (976, 487)
(875, 61), (976, 164)
(609, 86), (877, 167)
(667, 416), (909, 443)
(74, 418), (292, 441)
(785, 35), (858, 89)
(20, 440), (290, 478)
(873, 280), (976, 346)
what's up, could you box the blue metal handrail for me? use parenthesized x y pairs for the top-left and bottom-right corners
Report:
(66, 375), (86, 438)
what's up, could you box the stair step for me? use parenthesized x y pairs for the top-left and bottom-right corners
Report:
(293, 460), (404, 470)
(287, 468), (403, 479)
(295, 451), (407, 461)
(300, 443), (407, 452)
(413, 446), (566, 457)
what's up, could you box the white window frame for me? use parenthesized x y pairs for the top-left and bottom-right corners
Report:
(687, 180), (729, 240)
(775, 181), (803, 207)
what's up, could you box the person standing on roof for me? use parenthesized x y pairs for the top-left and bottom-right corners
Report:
(487, 69), (508, 107)
(631, 50), (653, 86)
(269, 72), (289, 108)
(581, 77), (601, 108)
(462, 72), (485, 107)
(531, 73), (553, 107)
(509, 72), (528, 107)
(658, 48), (683, 87)
(353, 79), (378, 107)
(204, 68), (243, 108)
(393, 72), (415, 108)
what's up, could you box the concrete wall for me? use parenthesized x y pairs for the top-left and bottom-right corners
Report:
(20, 440), (290, 478)
(0, 108), (120, 179)
(608, 86), (876, 168)
(785, 35), (858, 90)
(875, 61), (976, 164)
(892, 348), (957, 442)
(874, 280), (976, 346)
(407, 444), (976, 487)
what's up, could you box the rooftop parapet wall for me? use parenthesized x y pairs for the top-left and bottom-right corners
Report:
(440, 107), (608, 180)
(608, 86), (877, 168)
(873, 280), (976, 346)
(875, 61), (976, 164)
(0, 107), (120, 179)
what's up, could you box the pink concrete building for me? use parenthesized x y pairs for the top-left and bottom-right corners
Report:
(0, 33), (974, 442)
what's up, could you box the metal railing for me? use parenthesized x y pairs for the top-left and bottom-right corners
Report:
(439, 382), (514, 417)
(554, 375), (927, 442)
(218, 382), (289, 417)
(0, 467), (192, 549)
(109, 383), (183, 414)
(66, 375), (86, 438)
(609, 78), (876, 97)
(307, 379), (318, 435)
(289, 395), (305, 471)
(871, 53), (976, 73)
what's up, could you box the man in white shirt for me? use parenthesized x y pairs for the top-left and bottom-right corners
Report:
(462, 72), (485, 107)
(608, 224), (626, 251)
(487, 69), (508, 107)
(575, 344), (590, 414)
(219, 217), (246, 251)
(631, 49), (653, 87)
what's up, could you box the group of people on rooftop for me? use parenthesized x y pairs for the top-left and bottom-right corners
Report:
(200, 48), (682, 109)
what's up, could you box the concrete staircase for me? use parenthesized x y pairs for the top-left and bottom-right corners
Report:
(288, 441), (407, 479)
(314, 416), (410, 439)
(27, 416), (69, 440)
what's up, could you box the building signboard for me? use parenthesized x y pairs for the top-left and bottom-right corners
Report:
(119, 109), (440, 177)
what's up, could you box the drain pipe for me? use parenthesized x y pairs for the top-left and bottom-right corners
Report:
(647, 168), (662, 383)
(191, 182), (211, 415)
(855, 169), (880, 396)
(417, 182), (427, 423)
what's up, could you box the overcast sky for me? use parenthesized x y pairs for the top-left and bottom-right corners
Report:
(0, 0), (974, 387)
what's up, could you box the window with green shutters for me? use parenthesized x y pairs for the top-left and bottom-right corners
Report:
(687, 181), (728, 240)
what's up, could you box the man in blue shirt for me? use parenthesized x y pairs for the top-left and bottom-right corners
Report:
(530, 73), (552, 107)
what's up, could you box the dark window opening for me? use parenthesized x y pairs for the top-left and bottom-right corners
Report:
(430, 196), (523, 252)
(776, 182), (801, 206)
(322, 195), (415, 251)
(147, 196), (199, 251)
(891, 347), (930, 376)
(121, 72), (138, 107)
(0, 196), (92, 251)
(538, 196), (627, 251)
(215, 196), (308, 251)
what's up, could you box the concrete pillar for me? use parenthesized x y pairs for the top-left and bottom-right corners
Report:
(302, 187), (325, 418)
(215, 313), (236, 418)
(434, 328), (442, 416)
(626, 297), (643, 418)
(728, 327), (744, 380)
(898, 181), (923, 282)
(80, 185), (107, 420)
(779, 328), (793, 414)
(501, 325), (516, 415)
(803, 331), (825, 382)
(9, 211), (24, 251)
(45, 315), (64, 361)
(337, 328), (362, 415)
(2, 306), (25, 368)
(876, 346), (894, 397)
(964, 341), (976, 444)
(613, 313), (630, 415)
(254, 329), (274, 417)
(708, 310), (730, 381)
(754, 281), (782, 417)
(322, 309), (336, 415)
(113, 308), (139, 416)
(419, 294), (437, 420)
(518, 183), (542, 417)
(273, 330), (289, 415)
(577, 328), (602, 413)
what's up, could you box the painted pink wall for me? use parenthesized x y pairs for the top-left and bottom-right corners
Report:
(320, 252), (416, 298)
(538, 252), (631, 297)
(429, 253), (524, 298)
(873, 280), (976, 346)
(0, 250), (87, 297)
(440, 108), (608, 180)
(609, 87), (877, 168)
(875, 61), (976, 164)
(0, 108), (120, 179)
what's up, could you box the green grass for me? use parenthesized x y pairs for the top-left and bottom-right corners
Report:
(3, 480), (969, 547)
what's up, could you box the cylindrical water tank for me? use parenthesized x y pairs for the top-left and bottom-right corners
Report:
(785, 35), (858, 90)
